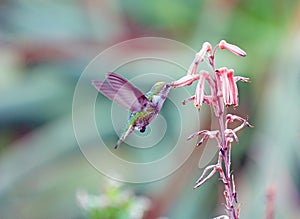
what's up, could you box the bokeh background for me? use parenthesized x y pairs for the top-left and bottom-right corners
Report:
(1, 0), (300, 218)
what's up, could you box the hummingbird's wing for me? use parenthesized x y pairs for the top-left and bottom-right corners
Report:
(92, 72), (149, 112)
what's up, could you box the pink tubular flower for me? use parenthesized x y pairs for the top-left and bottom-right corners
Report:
(216, 67), (239, 107)
(172, 74), (200, 88)
(219, 40), (247, 57)
(227, 69), (238, 106)
(195, 78), (204, 109)
(194, 71), (210, 109)
(187, 42), (212, 75)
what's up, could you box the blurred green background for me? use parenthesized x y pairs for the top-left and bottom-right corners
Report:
(1, 0), (300, 218)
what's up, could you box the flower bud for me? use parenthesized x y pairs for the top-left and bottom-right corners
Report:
(219, 40), (247, 57)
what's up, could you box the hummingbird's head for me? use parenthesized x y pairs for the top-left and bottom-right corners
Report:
(147, 82), (172, 110)
(150, 82), (171, 95)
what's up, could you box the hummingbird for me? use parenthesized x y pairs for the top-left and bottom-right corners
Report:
(92, 72), (172, 149)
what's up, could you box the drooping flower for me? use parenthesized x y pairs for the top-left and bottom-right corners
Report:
(227, 69), (239, 106)
(194, 71), (211, 109)
(216, 67), (243, 107)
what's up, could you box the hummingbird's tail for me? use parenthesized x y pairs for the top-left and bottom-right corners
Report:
(114, 124), (134, 149)
(114, 137), (127, 149)
(114, 141), (121, 149)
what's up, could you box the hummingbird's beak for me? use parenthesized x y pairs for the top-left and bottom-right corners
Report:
(166, 83), (172, 88)
(169, 80), (178, 87)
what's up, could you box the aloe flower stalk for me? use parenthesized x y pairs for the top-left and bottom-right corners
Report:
(172, 40), (252, 219)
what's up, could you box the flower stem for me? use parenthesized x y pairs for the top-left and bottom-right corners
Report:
(218, 113), (238, 219)
(213, 50), (239, 218)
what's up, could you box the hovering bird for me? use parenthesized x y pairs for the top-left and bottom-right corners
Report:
(92, 72), (172, 149)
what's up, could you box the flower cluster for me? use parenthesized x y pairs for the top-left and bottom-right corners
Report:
(172, 40), (252, 219)
(173, 40), (249, 114)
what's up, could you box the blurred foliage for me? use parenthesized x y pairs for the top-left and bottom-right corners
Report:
(77, 182), (150, 219)
(0, 0), (300, 219)
(119, 0), (201, 38)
